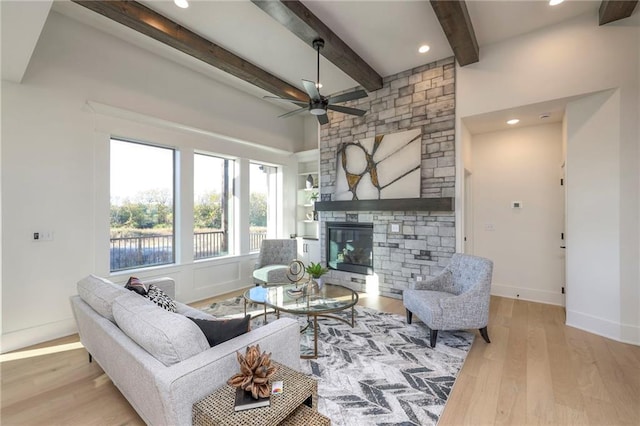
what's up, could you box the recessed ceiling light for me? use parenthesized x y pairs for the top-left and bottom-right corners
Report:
(418, 45), (430, 54)
(549, 0), (564, 6)
(539, 113), (551, 119)
(174, 0), (189, 9)
(507, 119), (520, 125)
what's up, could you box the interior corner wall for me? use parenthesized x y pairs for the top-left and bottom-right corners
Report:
(1, 11), (304, 352)
(565, 90), (622, 338)
(302, 116), (320, 152)
(471, 123), (564, 306)
(457, 11), (639, 344)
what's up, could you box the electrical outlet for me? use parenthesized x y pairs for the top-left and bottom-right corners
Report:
(33, 231), (54, 242)
(484, 223), (495, 231)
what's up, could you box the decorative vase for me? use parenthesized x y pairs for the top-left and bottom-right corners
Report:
(306, 279), (320, 295)
(305, 174), (314, 189)
(316, 277), (323, 290)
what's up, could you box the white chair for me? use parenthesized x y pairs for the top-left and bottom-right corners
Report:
(252, 239), (297, 285)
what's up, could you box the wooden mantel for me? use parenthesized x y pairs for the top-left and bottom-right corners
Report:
(314, 197), (454, 212)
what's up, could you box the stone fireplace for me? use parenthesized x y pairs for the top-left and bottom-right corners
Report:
(318, 57), (456, 299)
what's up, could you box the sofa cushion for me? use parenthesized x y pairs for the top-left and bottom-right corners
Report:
(125, 276), (149, 296)
(187, 315), (251, 347)
(144, 284), (177, 312)
(77, 274), (129, 322)
(113, 292), (209, 366)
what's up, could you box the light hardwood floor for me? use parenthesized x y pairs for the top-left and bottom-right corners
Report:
(2, 293), (639, 425)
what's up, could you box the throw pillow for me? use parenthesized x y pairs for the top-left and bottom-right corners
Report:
(145, 284), (177, 312)
(188, 315), (251, 347)
(125, 276), (149, 296)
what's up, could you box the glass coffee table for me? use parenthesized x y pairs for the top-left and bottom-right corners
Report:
(263, 283), (359, 359)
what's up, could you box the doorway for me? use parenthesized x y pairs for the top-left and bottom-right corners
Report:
(463, 120), (566, 306)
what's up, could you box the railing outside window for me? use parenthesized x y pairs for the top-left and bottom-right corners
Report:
(110, 235), (173, 272)
(250, 231), (266, 252)
(194, 230), (226, 260)
(110, 231), (267, 270)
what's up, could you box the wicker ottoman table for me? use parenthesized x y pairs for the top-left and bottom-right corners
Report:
(192, 362), (330, 426)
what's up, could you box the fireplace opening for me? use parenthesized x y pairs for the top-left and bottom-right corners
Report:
(326, 222), (373, 275)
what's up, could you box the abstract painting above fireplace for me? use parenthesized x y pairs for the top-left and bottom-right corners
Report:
(335, 128), (421, 201)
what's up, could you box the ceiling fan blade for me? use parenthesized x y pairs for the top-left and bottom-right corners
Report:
(264, 96), (308, 108)
(328, 89), (368, 105)
(302, 79), (321, 100)
(279, 107), (309, 119)
(327, 104), (367, 116)
(317, 113), (329, 125)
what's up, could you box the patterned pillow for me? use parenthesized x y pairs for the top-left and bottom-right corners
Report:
(187, 315), (251, 347)
(145, 284), (177, 312)
(125, 276), (150, 296)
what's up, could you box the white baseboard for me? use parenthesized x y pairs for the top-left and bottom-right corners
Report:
(566, 309), (640, 346)
(491, 283), (565, 306)
(1, 318), (77, 354)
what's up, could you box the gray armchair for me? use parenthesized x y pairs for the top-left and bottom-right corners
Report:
(253, 239), (297, 285)
(403, 253), (493, 348)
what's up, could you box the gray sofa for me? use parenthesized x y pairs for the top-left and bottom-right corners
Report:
(70, 275), (300, 426)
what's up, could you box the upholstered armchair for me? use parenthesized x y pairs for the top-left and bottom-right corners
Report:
(253, 239), (297, 285)
(403, 253), (493, 348)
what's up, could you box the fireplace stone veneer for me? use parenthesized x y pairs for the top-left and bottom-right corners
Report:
(318, 58), (456, 299)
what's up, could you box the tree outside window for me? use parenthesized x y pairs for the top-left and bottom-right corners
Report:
(110, 139), (174, 271)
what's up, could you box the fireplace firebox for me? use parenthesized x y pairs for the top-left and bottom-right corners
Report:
(326, 222), (373, 275)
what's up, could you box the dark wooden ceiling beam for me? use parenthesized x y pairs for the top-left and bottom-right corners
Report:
(251, 0), (383, 92)
(71, 0), (309, 102)
(599, 0), (638, 25)
(429, 0), (479, 66)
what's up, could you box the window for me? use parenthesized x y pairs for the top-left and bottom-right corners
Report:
(110, 139), (174, 271)
(194, 153), (235, 259)
(249, 162), (278, 252)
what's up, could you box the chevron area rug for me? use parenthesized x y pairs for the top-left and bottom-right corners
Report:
(203, 297), (474, 425)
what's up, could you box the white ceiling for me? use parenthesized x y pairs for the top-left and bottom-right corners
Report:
(7, 0), (615, 134)
(50, 0), (602, 100)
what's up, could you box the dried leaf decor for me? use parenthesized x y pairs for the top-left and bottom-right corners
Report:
(226, 344), (278, 399)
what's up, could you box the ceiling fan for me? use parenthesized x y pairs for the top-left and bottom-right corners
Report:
(265, 38), (368, 125)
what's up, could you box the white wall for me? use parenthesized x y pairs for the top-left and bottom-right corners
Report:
(470, 123), (564, 305)
(1, 11), (305, 352)
(457, 11), (639, 344)
(565, 89), (622, 337)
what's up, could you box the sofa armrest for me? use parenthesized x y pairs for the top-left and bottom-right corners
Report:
(143, 277), (175, 299)
(154, 317), (301, 426)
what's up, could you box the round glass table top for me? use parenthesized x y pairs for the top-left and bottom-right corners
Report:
(263, 282), (358, 315)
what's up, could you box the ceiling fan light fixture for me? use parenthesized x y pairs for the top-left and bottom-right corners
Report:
(174, 0), (189, 8)
(310, 99), (326, 115)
